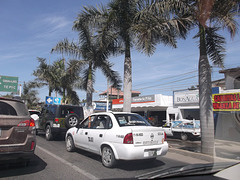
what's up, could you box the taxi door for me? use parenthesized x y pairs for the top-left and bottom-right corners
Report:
(87, 115), (111, 154)
(74, 116), (95, 150)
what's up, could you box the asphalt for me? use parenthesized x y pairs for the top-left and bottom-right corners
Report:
(167, 138), (240, 163)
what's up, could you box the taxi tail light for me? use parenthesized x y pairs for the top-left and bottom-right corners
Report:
(55, 118), (59, 123)
(162, 132), (166, 144)
(123, 133), (133, 144)
(18, 119), (35, 127)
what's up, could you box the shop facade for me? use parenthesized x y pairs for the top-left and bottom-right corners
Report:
(112, 94), (173, 126)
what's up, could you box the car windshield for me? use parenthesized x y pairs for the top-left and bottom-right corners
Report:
(1, 0), (240, 179)
(114, 113), (151, 127)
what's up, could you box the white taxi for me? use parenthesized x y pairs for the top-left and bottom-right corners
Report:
(65, 112), (168, 168)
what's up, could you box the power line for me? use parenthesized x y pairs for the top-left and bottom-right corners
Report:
(135, 75), (198, 91)
(133, 69), (198, 88)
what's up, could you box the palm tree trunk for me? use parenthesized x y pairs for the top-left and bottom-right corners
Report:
(123, 40), (132, 112)
(86, 65), (93, 108)
(199, 24), (215, 156)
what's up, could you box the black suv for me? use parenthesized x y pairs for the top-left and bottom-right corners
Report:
(37, 104), (84, 140)
(0, 97), (36, 164)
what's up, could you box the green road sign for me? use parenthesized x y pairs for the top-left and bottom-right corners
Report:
(0, 75), (18, 93)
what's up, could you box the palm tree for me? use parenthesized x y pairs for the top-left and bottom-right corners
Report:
(52, 58), (82, 105)
(33, 57), (83, 105)
(52, 17), (122, 108)
(33, 57), (56, 97)
(21, 82), (40, 109)
(138, 0), (239, 155)
(195, 0), (238, 156)
(77, 0), (192, 112)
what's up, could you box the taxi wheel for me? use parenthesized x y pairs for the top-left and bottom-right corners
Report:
(66, 135), (75, 152)
(102, 146), (117, 168)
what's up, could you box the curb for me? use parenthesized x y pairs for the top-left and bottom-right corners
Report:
(168, 147), (239, 163)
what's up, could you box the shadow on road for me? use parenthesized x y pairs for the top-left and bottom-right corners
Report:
(75, 148), (165, 171)
(0, 155), (47, 178)
(116, 159), (166, 171)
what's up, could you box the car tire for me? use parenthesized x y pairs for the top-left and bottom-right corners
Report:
(65, 114), (79, 129)
(66, 135), (75, 152)
(101, 146), (117, 168)
(181, 133), (188, 141)
(45, 125), (53, 141)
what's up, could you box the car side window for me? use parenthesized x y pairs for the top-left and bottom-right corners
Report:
(91, 115), (112, 129)
(80, 115), (96, 129)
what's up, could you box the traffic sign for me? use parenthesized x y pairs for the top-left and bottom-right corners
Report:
(45, 96), (53, 104)
(0, 75), (18, 93)
(54, 97), (61, 105)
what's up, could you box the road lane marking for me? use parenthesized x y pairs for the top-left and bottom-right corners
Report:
(36, 145), (98, 180)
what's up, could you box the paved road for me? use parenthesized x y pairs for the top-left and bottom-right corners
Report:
(0, 135), (209, 180)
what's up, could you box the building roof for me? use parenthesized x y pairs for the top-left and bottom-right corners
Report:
(99, 87), (141, 96)
(219, 67), (240, 73)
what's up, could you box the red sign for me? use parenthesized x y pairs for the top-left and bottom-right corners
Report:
(212, 93), (240, 111)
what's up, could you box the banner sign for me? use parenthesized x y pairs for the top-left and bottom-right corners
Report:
(213, 92), (240, 111)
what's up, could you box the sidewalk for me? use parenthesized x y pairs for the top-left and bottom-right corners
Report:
(167, 139), (240, 163)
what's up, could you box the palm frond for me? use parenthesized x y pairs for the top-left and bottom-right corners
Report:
(51, 39), (81, 58)
(211, 0), (239, 38)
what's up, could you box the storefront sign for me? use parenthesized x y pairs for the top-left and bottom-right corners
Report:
(112, 95), (155, 105)
(174, 90), (199, 106)
(132, 95), (155, 103)
(213, 92), (240, 111)
(92, 102), (111, 111)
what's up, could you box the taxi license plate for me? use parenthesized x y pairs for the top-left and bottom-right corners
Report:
(149, 150), (157, 156)
(144, 149), (157, 157)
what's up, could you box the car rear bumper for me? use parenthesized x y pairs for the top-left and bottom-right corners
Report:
(0, 151), (35, 161)
(0, 135), (36, 161)
(111, 141), (169, 160)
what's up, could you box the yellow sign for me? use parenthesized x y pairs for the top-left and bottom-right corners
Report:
(212, 92), (240, 111)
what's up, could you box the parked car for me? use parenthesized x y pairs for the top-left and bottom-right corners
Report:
(0, 97), (36, 164)
(37, 104), (84, 141)
(65, 112), (168, 168)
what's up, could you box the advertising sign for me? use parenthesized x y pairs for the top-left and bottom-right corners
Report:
(213, 92), (240, 111)
(0, 75), (18, 93)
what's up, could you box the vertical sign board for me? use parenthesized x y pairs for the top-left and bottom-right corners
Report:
(0, 75), (18, 93)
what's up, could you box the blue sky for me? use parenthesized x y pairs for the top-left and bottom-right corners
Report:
(0, 0), (239, 102)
